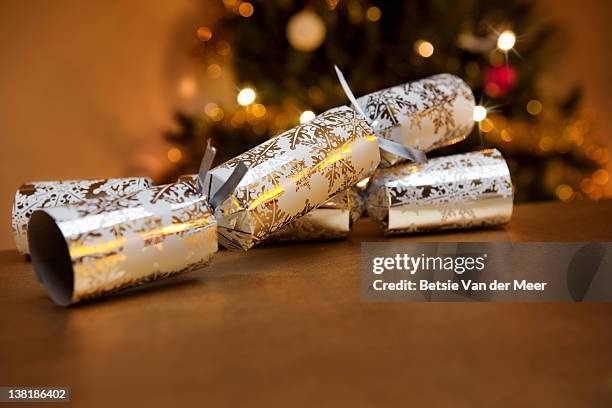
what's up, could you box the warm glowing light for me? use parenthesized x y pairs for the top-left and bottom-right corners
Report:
(196, 27), (212, 42)
(580, 178), (595, 193)
(237, 88), (256, 105)
(500, 128), (513, 142)
(555, 184), (573, 202)
(366, 6), (381, 21)
(414, 40), (434, 58)
(497, 30), (516, 51)
(167, 148), (182, 163)
(473, 105), (487, 122)
(179, 77), (196, 98)
(204, 102), (218, 116)
(526, 99), (542, 115)
(204, 102), (224, 121)
(286, 11), (326, 52)
(238, 2), (254, 17)
(207, 63), (222, 79)
(300, 110), (315, 123)
(593, 169), (609, 185)
(252, 103), (266, 118)
(479, 119), (494, 132)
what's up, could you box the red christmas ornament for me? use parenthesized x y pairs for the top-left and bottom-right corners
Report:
(483, 64), (517, 97)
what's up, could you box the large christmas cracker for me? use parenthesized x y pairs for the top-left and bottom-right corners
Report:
(203, 106), (380, 250)
(366, 149), (513, 235)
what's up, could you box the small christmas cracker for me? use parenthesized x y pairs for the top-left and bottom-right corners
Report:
(12, 178), (152, 254)
(204, 105), (380, 250)
(366, 149), (513, 235)
(354, 74), (476, 167)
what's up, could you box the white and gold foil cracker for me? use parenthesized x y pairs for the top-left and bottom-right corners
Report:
(366, 149), (513, 235)
(265, 187), (365, 243)
(27, 180), (217, 306)
(204, 105), (381, 251)
(12, 178), (152, 254)
(355, 74), (476, 166)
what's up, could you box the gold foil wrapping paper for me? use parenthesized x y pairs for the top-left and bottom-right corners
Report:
(27, 180), (217, 306)
(265, 187), (365, 243)
(366, 149), (513, 235)
(355, 74), (475, 167)
(12, 177), (152, 254)
(204, 106), (380, 251)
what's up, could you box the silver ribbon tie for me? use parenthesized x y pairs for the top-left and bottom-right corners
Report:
(334, 65), (427, 164)
(196, 140), (249, 209)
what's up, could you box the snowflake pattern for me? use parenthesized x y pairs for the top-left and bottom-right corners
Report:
(356, 74), (476, 167)
(12, 178), (152, 254)
(209, 106), (380, 250)
(366, 149), (513, 235)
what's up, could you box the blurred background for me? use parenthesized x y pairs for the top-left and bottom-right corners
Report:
(1, 0), (611, 250)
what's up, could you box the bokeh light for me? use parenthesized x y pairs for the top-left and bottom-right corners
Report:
(252, 103), (267, 118)
(366, 7), (381, 22)
(497, 30), (516, 51)
(167, 148), (182, 163)
(196, 27), (212, 42)
(238, 2), (254, 17)
(207, 64), (222, 79)
(414, 40), (434, 58)
(300, 110), (315, 123)
(237, 88), (256, 106)
(473, 105), (487, 122)
(526, 100), (542, 115)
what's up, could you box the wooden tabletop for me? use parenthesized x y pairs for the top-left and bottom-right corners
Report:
(1, 200), (612, 407)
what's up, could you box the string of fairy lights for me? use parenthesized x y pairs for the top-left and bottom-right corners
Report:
(171, 0), (608, 203)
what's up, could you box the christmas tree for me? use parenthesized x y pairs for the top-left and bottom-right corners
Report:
(163, 0), (609, 202)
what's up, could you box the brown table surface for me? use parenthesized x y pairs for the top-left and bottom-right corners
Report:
(1, 200), (612, 407)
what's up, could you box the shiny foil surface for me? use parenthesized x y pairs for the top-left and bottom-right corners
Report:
(355, 74), (475, 167)
(366, 149), (513, 235)
(265, 187), (365, 243)
(204, 106), (381, 251)
(12, 177), (152, 254)
(27, 181), (217, 306)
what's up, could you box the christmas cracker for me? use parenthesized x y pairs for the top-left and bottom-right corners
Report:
(27, 180), (217, 306)
(366, 149), (513, 235)
(354, 73), (476, 167)
(203, 105), (380, 250)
